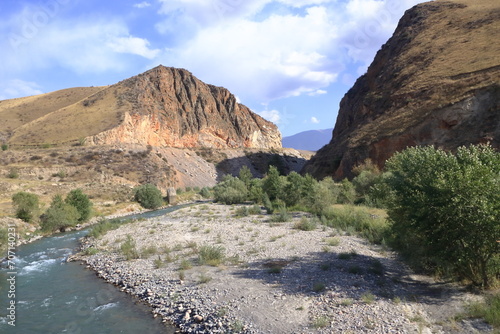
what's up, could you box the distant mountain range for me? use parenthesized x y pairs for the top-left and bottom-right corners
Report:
(282, 128), (333, 151)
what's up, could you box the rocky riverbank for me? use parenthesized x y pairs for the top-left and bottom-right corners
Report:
(78, 203), (491, 333)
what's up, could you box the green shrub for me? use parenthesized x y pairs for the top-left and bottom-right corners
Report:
(65, 189), (93, 222)
(199, 187), (212, 198)
(88, 218), (125, 238)
(385, 145), (500, 288)
(234, 206), (249, 217)
(269, 207), (291, 223)
(121, 235), (139, 260)
(134, 184), (164, 209)
(262, 166), (286, 201)
(12, 192), (40, 223)
(1, 143), (8, 151)
(465, 293), (500, 328)
(213, 175), (248, 204)
(7, 168), (19, 179)
(198, 245), (225, 266)
(40, 195), (80, 232)
(293, 216), (317, 231)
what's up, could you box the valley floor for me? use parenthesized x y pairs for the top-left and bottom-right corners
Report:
(80, 203), (492, 334)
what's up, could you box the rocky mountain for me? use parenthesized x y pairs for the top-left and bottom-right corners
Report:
(303, 0), (500, 180)
(1, 66), (281, 150)
(282, 128), (333, 151)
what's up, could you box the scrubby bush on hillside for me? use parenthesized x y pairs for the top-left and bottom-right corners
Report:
(41, 195), (80, 232)
(65, 189), (92, 222)
(385, 144), (500, 288)
(134, 184), (164, 209)
(12, 192), (40, 223)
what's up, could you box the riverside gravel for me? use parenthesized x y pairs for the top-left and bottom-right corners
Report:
(78, 203), (492, 334)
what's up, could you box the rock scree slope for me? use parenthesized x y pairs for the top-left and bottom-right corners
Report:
(3, 65), (281, 150)
(303, 0), (500, 180)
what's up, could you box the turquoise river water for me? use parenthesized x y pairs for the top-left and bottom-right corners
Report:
(0, 206), (190, 334)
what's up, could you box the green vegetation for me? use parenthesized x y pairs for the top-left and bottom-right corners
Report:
(40, 195), (80, 232)
(0, 228), (8, 255)
(65, 189), (93, 222)
(88, 218), (125, 238)
(198, 244), (225, 266)
(133, 184), (164, 209)
(293, 216), (317, 231)
(12, 192), (40, 223)
(463, 293), (500, 328)
(385, 145), (500, 288)
(120, 235), (139, 260)
(7, 168), (19, 179)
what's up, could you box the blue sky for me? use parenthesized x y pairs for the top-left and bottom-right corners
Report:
(0, 0), (425, 137)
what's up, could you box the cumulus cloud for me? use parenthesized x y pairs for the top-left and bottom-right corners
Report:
(155, 0), (423, 102)
(257, 109), (281, 123)
(311, 116), (320, 123)
(107, 36), (160, 59)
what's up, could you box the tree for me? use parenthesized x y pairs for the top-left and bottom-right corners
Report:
(12, 192), (40, 223)
(385, 145), (500, 288)
(65, 189), (92, 222)
(213, 175), (248, 205)
(134, 184), (164, 209)
(283, 172), (304, 207)
(238, 165), (253, 188)
(262, 166), (286, 201)
(41, 195), (80, 232)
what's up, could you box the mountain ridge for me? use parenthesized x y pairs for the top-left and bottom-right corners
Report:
(303, 0), (500, 179)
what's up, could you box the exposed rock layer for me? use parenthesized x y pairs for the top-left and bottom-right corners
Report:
(3, 66), (281, 150)
(303, 0), (500, 179)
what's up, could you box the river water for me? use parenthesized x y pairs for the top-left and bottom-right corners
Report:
(0, 206), (190, 334)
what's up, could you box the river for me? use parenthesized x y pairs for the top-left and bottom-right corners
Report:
(0, 206), (190, 334)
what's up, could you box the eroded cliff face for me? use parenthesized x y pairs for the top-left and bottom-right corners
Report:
(303, 0), (500, 180)
(88, 66), (281, 149)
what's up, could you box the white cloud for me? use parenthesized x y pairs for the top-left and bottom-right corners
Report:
(107, 36), (160, 59)
(155, 0), (423, 102)
(134, 2), (151, 8)
(257, 109), (281, 123)
(0, 79), (43, 100)
(308, 89), (327, 96)
(1, 12), (160, 74)
(311, 116), (320, 123)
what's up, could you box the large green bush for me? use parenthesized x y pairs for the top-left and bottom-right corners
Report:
(41, 195), (80, 232)
(65, 189), (92, 222)
(213, 175), (248, 205)
(12, 192), (40, 223)
(134, 184), (164, 209)
(385, 145), (500, 288)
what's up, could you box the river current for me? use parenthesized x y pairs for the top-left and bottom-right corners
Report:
(0, 206), (188, 333)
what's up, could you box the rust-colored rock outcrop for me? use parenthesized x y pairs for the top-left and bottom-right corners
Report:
(303, 0), (500, 180)
(89, 66), (281, 149)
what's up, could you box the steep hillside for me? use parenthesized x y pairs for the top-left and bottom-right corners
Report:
(303, 0), (500, 179)
(282, 128), (333, 151)
(3, 66), (281, 150)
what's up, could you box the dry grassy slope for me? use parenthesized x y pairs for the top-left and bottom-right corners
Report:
(304, 0), (500, 179)
(0, 86), (104, 143)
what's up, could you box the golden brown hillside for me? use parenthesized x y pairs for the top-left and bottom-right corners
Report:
(304, 0), (500, 179)
(0, 86), (105, 144)
(2, 66), (281, 149)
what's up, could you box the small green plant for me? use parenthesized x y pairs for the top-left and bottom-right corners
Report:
(269, 207), (291, 223)
(83, 247), (99, 255)
(248, 205), (261, 215)
(198, 273), (212, 284)
(141, 245), (158, 258)
(361, 292), (376, 304)
(340, 298), (354, 306)
(154, 256), (164, 269)
(179, 259), (193, 270)
(88, 218), (125, 238)
(7, 168), (19, 179)
(348, 265), (363, 275)
(311, 316), (329, 328)
(1, 143), (8, 151)
(198, 245), (225, 266)
(293, 216), (317, 231)
(326, 237), (340, 246)
(234, 206), (249, 217)
(121, 235), (139, 260)
(464, 293), (500, 328)
(231, 320), (245, 332)
(368, 259), (384, 276)
(312, 282), (326, 292)
(133, 184), (163, 209)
